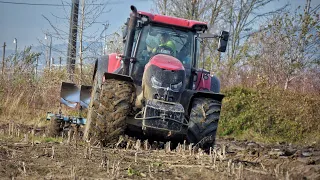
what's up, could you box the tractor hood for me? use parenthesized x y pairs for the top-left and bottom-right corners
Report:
(142, 54), (186, 102)
(145, 54), (185, 71)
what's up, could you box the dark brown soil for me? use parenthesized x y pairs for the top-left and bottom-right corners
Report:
(0, 123), (319, 179)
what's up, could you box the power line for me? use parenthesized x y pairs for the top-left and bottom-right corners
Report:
(0, 1), (65, 6)
(0, 1), (120, 7)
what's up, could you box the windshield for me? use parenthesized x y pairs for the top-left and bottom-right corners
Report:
(134, 25), (194, 67)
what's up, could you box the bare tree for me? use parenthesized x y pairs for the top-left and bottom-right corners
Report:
(242, 0), (320, 91)
(42, 0), (109, 79)
(221, 0), (288, 79)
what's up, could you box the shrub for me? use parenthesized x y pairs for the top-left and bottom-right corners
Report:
(219, 86), (320, 144)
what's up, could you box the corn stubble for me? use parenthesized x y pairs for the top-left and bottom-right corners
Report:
(0, 123), (318, 179)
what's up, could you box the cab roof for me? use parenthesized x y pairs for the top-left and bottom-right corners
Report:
(138, 11), (208, 30)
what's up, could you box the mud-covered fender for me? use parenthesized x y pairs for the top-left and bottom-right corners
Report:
(93, 53), (122, 85)
(93, 55), (108, 86)
(180, 90), (224, 116)
(103, 72), (133, 83)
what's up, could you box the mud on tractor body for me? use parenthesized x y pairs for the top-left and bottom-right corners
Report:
(59, 5), (229, 150)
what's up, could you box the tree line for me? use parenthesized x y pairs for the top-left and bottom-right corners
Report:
(154, 0), (320, 93)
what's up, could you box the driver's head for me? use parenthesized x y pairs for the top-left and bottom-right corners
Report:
(160, 32), (170, 44)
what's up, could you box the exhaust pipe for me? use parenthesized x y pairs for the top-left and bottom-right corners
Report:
(122, 5), (138, 76)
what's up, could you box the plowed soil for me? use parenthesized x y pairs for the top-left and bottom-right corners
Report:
(0, 123), (319, 179)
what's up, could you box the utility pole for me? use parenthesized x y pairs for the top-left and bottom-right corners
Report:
(59, 57), (62, 70)
(52, 57), (55, 69)
(35, 55), (39, 77)
(79, 0), (85, 83)
(2, 42), (6, 75)
(13, 38), (17, 54)
(67, 0), (80, 81)
(22, 46), (26, 63)
(49, 36), (52, 70)
(45, 34), (52, 70)
(13, 38), (18, 69)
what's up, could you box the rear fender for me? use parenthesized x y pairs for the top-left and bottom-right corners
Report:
(103, 72), (134, 83)
(93, 55), (108, 85)
(93, 53), (122, 85)
(107, 53), (122, 73)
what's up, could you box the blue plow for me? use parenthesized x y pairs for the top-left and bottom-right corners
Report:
(46, 82), (92, 129)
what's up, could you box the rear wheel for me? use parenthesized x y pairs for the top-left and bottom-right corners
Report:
(84, 78), (134, 146)
(187, 98), (221, 150)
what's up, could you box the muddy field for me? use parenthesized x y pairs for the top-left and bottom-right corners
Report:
(0, 123), (319, 179)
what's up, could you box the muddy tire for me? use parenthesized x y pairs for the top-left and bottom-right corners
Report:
(84, 78), (134, 146)
(97, 79), (134, 145)
(187, 98), (221, 150)
(48, 116), (62, 137)
(83, 76), (101, 143)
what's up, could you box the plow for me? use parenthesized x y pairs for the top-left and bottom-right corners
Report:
(46, 82), (91, 137)
(46, 5), (229, 151)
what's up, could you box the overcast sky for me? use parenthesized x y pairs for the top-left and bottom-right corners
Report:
(0, 0), (318, 52)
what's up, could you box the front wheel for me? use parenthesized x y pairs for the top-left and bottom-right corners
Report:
(96, 79), (134, 145)
(84, 77), (134, 146)
(187, 98), (221, 150)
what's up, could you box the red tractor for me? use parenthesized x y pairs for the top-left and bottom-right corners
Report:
(83, 5), (229, 150)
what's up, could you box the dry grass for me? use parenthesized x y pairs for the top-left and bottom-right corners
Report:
(0, 66), (93, 126)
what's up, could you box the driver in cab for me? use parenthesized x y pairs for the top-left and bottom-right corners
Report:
(152, 32), (176, 56)
(143, 32), (176, 59)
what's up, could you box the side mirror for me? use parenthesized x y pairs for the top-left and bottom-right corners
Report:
(217, 31), (229, 52)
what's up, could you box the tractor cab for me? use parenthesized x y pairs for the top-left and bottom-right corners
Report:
(122, 9), (208, 87)
(120, 7), (228, 92)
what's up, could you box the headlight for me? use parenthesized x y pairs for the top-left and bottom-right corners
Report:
(151, 76), (183, 92)
(151, 76), (162, 88)
(171, 81), (183, 92)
